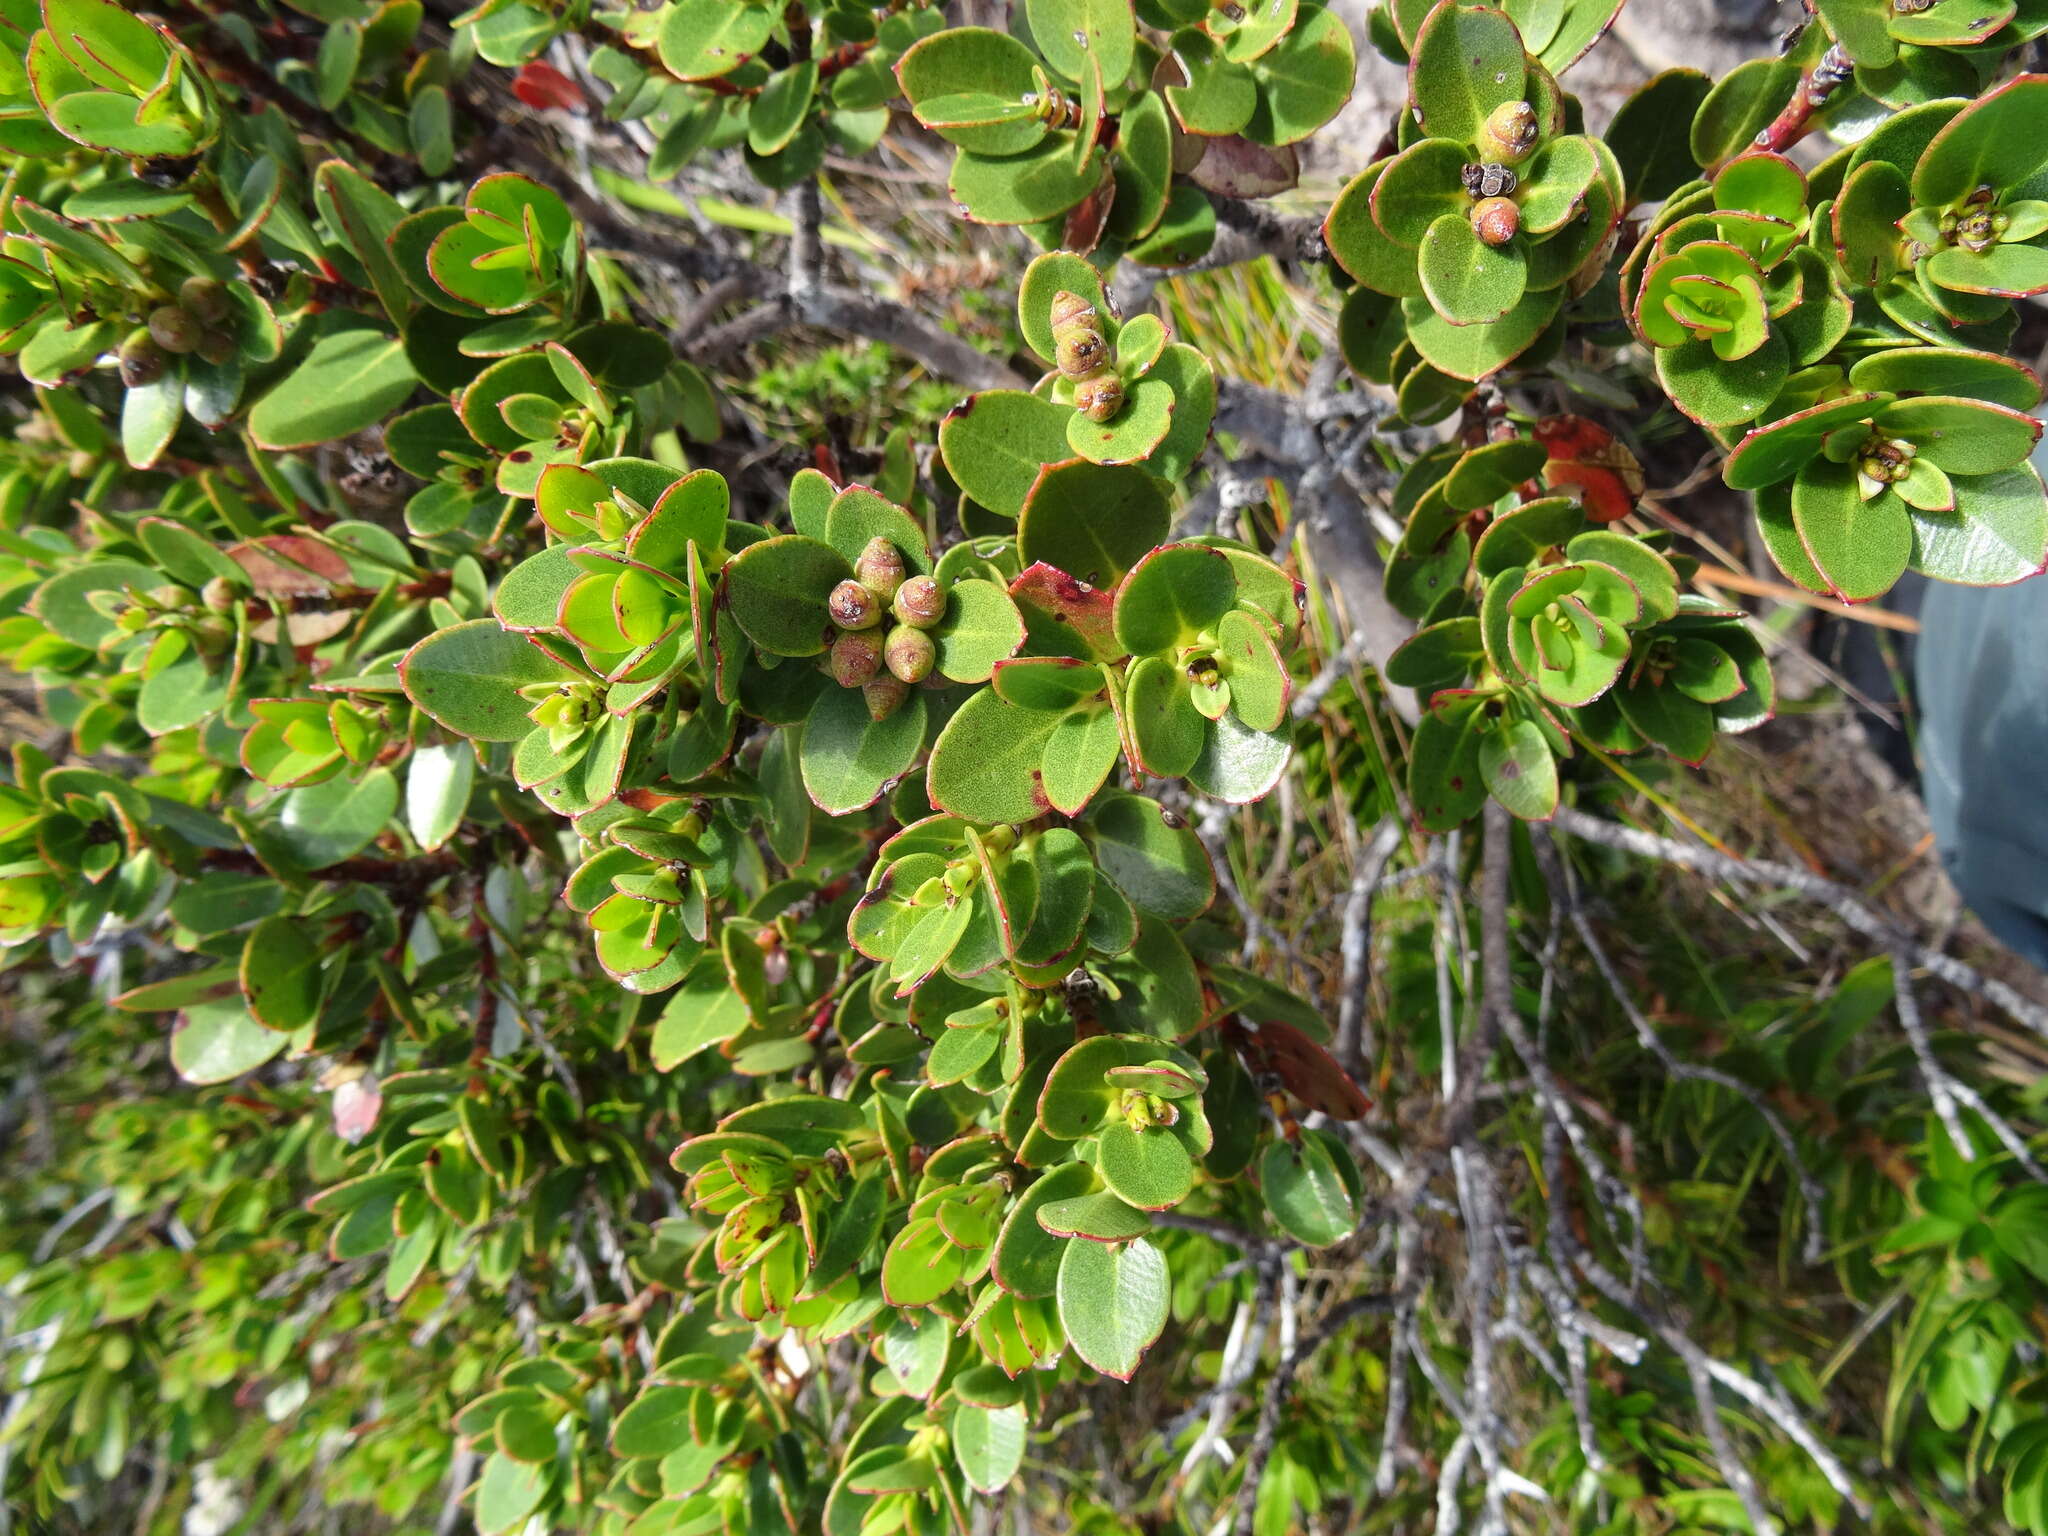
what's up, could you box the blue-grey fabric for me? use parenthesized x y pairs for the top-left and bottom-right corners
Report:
(1914, 575), (2048, 970)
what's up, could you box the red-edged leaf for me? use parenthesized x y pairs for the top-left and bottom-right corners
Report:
(1007, 562), (1123, 662)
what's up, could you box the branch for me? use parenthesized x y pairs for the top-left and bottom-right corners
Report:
(1892, 951), (2048, 1183)
(1549, 806), (2048, 1041)
(1111, 200), (1324, 309)
(1150, 1209), (1293, 1252)
(1229, 1289), (1396, 1536)
(1541, 832), (1833, 1267)
(1683, 1346), (1780, 1536)
(1439, 804), (1514, 1147)
(1333, 816), (1403, 1073)
(684, 284), (1028, 393)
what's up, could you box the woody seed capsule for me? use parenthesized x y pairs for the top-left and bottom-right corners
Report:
(892, 575), (945, 629)
(828, 579), (880, 630)
(863, 675), (909, 722)
(1471, 196), (1521, 247)
(884, 624), (935, 685)
(1072, 371), (1125, 423)
(827, 628), (883, 688)
(854, 536), (906, 602)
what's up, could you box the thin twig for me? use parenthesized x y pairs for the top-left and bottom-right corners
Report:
(1550, 807), (2048, 1041)
(1228, 1290), (1396, 1536)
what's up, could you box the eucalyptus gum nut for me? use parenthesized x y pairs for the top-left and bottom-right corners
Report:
(147, 304), (201, 354)
(1072, 371), (1126, 422)
(884, 625), (936, 684)
(1471, 196), (1520, 247)
(855, 536), (906, 600)
(828, 580), (881, 630)
(892, 575), (946, 629)
(828, 629), (884, 688)
(117, 329), (167, 387)
(178, 275), (233, 325)
(863, 675), (909, 721)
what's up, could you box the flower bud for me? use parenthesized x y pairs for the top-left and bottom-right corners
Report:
(827, 627), (883, 688)
(147, 304), (201, 354)
(828, 579), (880, 630)
(178, 275), (232, 325)
(1478, 100), (1538, 165)
(1072, 371), (1125, 423)
(117, 329), (167, 388)
(195, 328), (237, 367)
(1471, 196), (1521, 248)
(201, 576), (237, 613)
(1050, 288), (1108, 379)
(884, 624), (935, 685)
(854, 536), (906, 602)
(891, 575), (945, 630)
(863, 675), (909, 722)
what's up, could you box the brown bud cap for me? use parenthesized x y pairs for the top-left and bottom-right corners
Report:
(200, 576), (237, 613)
(178, 275), (232, 325)
(1471, 196), (1521, 248)
(828, 579), (880, 630)
(827, 628), (883, 688)
(863, 675), (910, 722)
(884, 624), (936, 685)
(147, 303), (201, 354)
(1478, 100), (1539, 165)
(854, 536), (906, 601)
(891, 574), (945, 630)
(195, 328), (236, 367)
(117, 329), (167, 388)
(1073, 371), (1125, 423)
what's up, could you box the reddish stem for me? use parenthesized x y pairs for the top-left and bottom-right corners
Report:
(1739, 42), (1852, 168)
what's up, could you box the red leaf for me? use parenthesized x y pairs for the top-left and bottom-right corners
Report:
(1239, 1020), (1371, 1120)
(1189, 136), (1299, 200)
(1061, 171), (1116, 256)
(1533, 415), (1644, 525)
(513, 61), (584, 112)
(228, 535), (350, 596)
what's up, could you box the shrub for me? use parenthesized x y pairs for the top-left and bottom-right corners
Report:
(4, 0), (2048, 1531)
